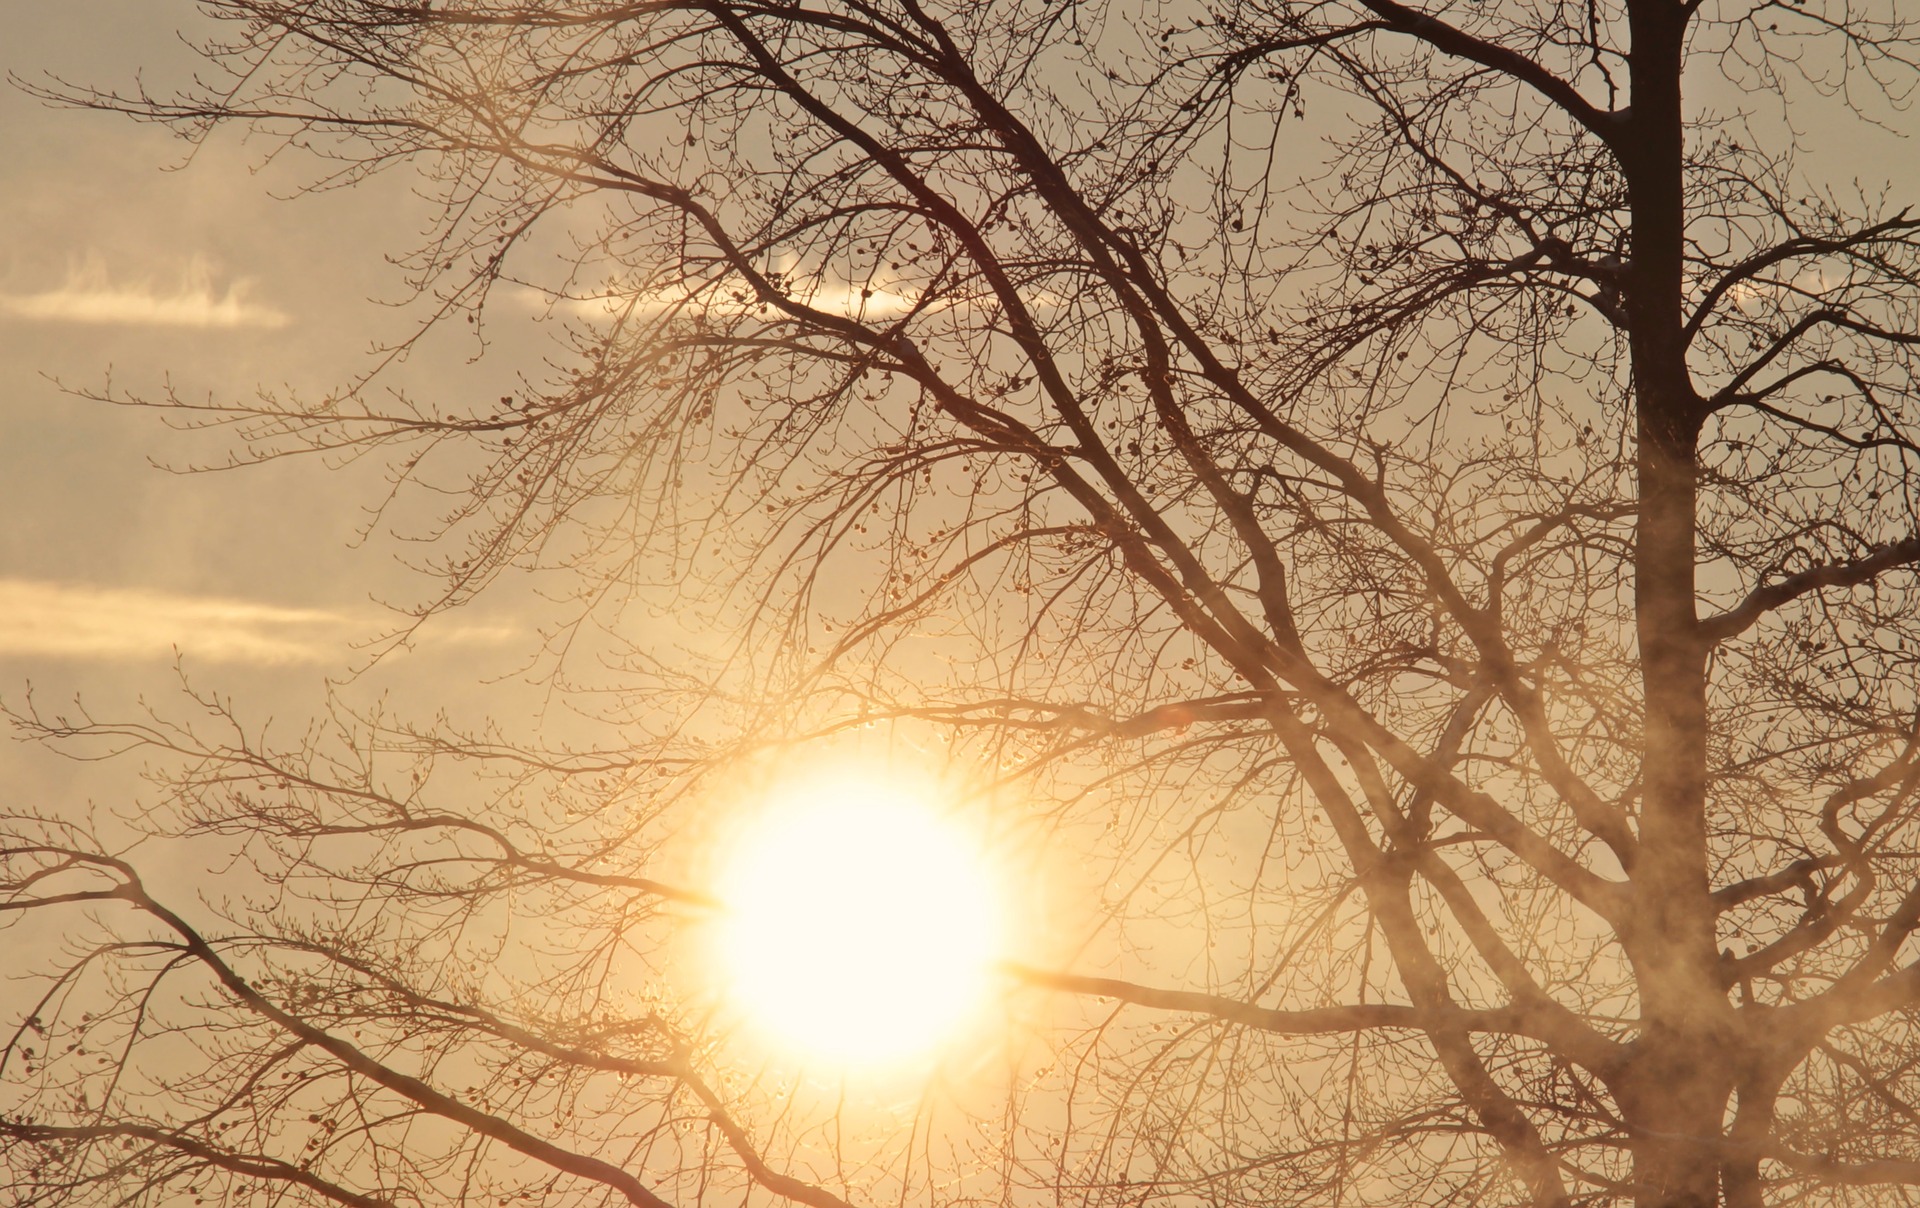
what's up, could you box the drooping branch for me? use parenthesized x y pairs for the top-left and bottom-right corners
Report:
(1347, 0), (1625, 144)
(13, 851), (681, 1208)
(0, 1120), (397, 1208)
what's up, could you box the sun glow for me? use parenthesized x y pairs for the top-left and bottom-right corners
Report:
(714, 774), (1001, 1065)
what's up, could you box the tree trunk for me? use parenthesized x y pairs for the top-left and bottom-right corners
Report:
(1618, 1044), (1730, 1208)
(1622, 3), (1732, 1204)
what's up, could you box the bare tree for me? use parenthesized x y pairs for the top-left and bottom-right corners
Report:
(8, 1), (1920, 1205)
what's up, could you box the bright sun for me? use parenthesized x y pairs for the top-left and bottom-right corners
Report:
(714, 774), (1001, 1065)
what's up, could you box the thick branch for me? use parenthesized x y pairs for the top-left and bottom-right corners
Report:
(1683, 210), (1920, 343)
(1699, 536), (1920, 645)
(0, 1120), (395, 1208)
(1007, 966), (1574, 1047)
(1350, 0), (1623, 143)
(30, 852), (682, 1208)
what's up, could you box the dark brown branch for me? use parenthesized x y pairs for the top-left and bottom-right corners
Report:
(0, 1120), (396, 1208)
(38, 851), (682, 1208)
(1699, 536), (1920, 645)
(1683, 210), (1920, 343)
(1349, 0), (1623, 144)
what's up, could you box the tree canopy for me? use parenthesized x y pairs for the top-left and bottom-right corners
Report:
(8, 1), (1920, 1206)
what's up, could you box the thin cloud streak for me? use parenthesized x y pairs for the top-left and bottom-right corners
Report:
(0, 255), (291, 329)
(505, 277), (1062, 324)
(0, 580), (512, 664)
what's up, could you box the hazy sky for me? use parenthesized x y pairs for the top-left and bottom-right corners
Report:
(5, 3), (1917, 801)
(0, 4), (548, 817)
(8, 12), (1920, 1204)
(7, 8), (384, 622)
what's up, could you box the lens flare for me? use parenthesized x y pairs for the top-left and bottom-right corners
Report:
(714, 776), (1000, 1064)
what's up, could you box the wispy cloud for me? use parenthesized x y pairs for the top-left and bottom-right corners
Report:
(0, 580), (512, 664)
(0, 254), (291, 329)
(504, 269), (1059, 325)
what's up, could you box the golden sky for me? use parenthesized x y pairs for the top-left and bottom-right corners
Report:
(0, 6), (573, 829)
